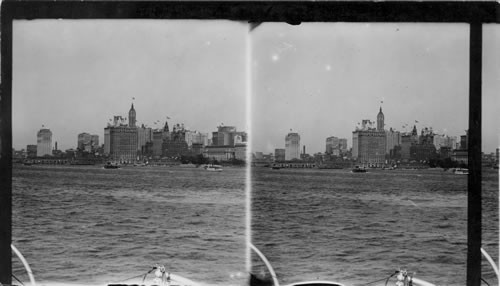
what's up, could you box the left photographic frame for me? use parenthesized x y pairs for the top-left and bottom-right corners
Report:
(7, 18), (249, 286)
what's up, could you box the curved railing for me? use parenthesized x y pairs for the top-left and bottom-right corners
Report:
(11, 244), (36, 286)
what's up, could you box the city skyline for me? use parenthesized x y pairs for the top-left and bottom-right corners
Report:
(15, 101), (244, 152)
(251, 105), (471, 155)
(12, 21), (499, 153)
(17, 103), (471, 155)
(251, 23), (499, 155)
(13, 20), (247, 151)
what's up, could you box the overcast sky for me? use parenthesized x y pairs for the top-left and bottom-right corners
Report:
(13, 20), (247, 151)
(251, 23), (499, 154)
(12, 21), (499, 153)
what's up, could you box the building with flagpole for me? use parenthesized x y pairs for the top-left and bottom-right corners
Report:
(285, 131), (300, 161)
(352, 107), (387, 167)
(37, 128), (52, 157)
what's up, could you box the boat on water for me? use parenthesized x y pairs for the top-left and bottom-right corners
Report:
(453, 168), (469, 175)
(107, 264), (202, 286)
(103, 162), (121, 169)
(10, 240), (500, 286)
(250, 243), (500, 286)
(351, 166), (367, 173)
(11, 245), (202, 286)
(203, 164), (223, 171)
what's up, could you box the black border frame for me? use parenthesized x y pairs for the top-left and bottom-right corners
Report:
(0, 2), (499, 22)
(1, 2), (498, 285)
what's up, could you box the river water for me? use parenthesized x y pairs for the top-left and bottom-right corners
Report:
(11, 164), (499, 286)
(251, 167), (499, 286)
(12, 164), (247, 286)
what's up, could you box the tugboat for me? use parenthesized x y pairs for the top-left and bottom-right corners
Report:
(351, 165), (367, 173)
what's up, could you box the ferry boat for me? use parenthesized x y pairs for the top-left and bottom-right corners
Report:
(103, 162), (121, 169)
(351, 166), (367, 173)
(203, 164), (223, 171)
(453, 168), (469, 175)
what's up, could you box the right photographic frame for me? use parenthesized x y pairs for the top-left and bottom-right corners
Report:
(249, 22), (498, 286)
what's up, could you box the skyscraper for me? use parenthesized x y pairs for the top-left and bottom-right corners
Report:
(285, 132), (300, 161)
(27, 144), (37, 158)
(211, 125), (247, 147)
(274, 148), (285, 162)
(37, 128), (52, 157)
(137, 126), (153, 152)
(400, 126), (419, 161)
(377, 107), (385, 131)
(326, 136), (347, 156)
(104, 104), (138, 162)
(185, 131), (209, 147)
(129, 103), (136, 128)
(78, 132), (99, 152)
(325, 136), (340, 154)
(91, 134), (99, 147)
(385, 128), (401, 155)
(77, 133), (91, 150)
(352, 107), (386, 166)
(339, 138), (348, 154)
(104, 126), (138, 162)
(151, 121), (169, 158)
(162, 123), (189, 158)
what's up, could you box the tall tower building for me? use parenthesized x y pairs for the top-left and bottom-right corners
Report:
(325, 136), (340, 154)
(104, 104), (138, 162)
(78, 133), (91, 150)
(385, 128), (401, 155)
(105, 126), (138, 162)
(210, 126), (246, 147)
(137, 126), (153, 152)
(285, 132), (300, 161)
(339, 138), (348, 154)
(129, 103), (136, 128)
(91, 135), (99, 147)
(352, 107), (387, 166)
(37, 128), (52, 157)
(377, 107), (385, 131)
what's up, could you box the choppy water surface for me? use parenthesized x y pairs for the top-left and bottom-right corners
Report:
(12, 164), (246, 286)
(251, 167), (499, 286)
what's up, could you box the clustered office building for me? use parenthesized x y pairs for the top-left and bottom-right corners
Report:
(352, 107), (387, 166)
(265, 106), (469, 167)
(351, 107), (464, 167)
(104, 104), (247, 163)
(204, 126), (247, 162)
(104, 104), (141, 162)
(77, 133), (99, 152)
